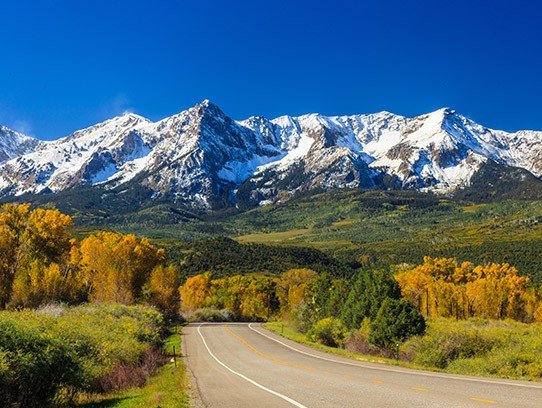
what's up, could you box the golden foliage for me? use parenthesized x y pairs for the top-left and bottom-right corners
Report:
(179, 272), (212, 311)
(80, 231), (166, 304)
(276, 268), (317, 316)
(0, 204), (174, 311)
(395, 257), (535, 321)
(0, 204), (76, 307)
(147, 265), (180, 318)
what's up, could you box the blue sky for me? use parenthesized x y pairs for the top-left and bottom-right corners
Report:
(1, 0), (541, 140)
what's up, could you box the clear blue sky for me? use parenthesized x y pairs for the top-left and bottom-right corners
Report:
(1, 0), (541, 140)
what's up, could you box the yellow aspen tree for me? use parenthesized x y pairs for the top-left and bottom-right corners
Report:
(0, 204), (30, 308)
(179, 273), (212, 311)
(276, 269), (317, 316)
(147, 265), (180, 319)
(80, 231), (165, 304)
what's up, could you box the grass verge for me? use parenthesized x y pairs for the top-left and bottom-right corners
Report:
(264, 319), (542, 382)
(263, 321), (419, 368)
(78, 326), (189, 408)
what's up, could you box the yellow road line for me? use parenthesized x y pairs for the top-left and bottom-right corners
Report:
(223, 325), (314, 372)
(470, 396), (497, 404)
(372, 379), (384, 384)
(411, 387), (428, 392)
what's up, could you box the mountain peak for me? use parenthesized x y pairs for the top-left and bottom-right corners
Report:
(194, 99), (225, 116)
(107, 112), (150, 125)
(1, 102), (541, 207)
(69, 112), (150, 135)
(424, 107), (457, 120)
(0, 125), (39, 163)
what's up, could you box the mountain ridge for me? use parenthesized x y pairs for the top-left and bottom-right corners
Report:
(0, 100), (541, 208)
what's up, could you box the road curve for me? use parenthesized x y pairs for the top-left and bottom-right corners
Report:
(182, 323), (542, 408)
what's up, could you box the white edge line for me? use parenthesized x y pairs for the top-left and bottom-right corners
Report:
(248, 323), (542, 390)
(197, 323), (308, 408)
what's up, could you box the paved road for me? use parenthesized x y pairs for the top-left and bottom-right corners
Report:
(182, 323), (542, 408)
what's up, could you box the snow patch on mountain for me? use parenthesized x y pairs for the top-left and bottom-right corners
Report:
(0, 125), (39, 163)
(0, 100), (541, 207)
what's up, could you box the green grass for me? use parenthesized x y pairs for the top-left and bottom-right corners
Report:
(404, 319), (542, 381)
(78, 326), (189, 408)
(265, 319), (542, 382)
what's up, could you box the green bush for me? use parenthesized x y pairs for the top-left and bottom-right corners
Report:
(307, 317), (348, 347)
(402, 319), (537, 374)
(368, 298), (425, 348)
(0, 303), (164, 407)
(407, 329), (499, 369)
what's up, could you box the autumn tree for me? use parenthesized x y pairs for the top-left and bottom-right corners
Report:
(465, 263), (529, 320)
(25, 208), (73, 262)
(80, 232), (165, 304)
(276, 269), (317, 316)
(147, 265), (181, 320)
(238, 276), (277, 321)
(10, 258), (85, 308)
(395, 257), (533, 321)
(0, 204), (75, 308)
(0, 204), (31, 307)
(179, 273), (213, 311)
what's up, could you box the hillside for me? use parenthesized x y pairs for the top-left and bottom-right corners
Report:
(40, 188), (541, 285)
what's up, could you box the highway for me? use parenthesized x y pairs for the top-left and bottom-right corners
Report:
(182, 323), (542, 408)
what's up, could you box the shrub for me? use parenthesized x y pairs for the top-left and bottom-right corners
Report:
(409, 331), (498, 369)
(307, 317), (348, 347)
(344, 330), (383, 356)
(0, 303), (165, 407)
(402, 319), (503, 369)
(183, 307), (233, 322)
(369, 298), (425, 347)
(344, 319), (384, 356)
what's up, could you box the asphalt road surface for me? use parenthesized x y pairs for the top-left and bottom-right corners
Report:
(182, 323), (542, 408)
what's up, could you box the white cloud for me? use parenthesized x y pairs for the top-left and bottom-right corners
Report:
(11, 119), (33, 136)
(99, 94), (136, 118)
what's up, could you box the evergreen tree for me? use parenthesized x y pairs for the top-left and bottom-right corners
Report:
(340, 270), (401, 330)
(369, 298), (426, 347)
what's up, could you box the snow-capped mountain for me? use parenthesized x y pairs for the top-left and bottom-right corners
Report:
(0, 126), (39, 163)
(0, 100), (541, 208)
(0, 114), (152, 196)
(238, 107), (542, 205)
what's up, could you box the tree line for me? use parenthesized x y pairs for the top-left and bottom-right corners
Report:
(0, 204), (178, 317)
(2, 203), (542, 336)
(395, 257), (542, 322)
